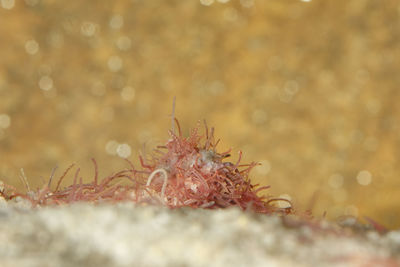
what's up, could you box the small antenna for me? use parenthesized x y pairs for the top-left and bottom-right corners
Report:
(48, 165), (58, 188)
(171, 96), (176, 133)
(19, 168), (31, 192)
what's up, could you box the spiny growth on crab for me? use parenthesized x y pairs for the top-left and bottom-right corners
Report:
(0, 120), (292, 215)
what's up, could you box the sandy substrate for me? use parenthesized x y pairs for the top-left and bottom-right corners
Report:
(0, 201), (399, 267)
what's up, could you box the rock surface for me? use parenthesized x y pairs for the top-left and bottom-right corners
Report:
(0, 202), (399, 267)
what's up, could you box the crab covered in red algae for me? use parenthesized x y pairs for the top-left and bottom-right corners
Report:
(142, 119), (290, 214)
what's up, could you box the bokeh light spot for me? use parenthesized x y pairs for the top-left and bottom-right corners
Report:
(240, 0), (254, 8)
(116, 36), (132, 51)
(81, 22), (97, 37)
(121, 86), (135, 102)
(251, 109), (267, 125)
(1, 0), (15, 10)
(108, 56), (123, 72)
(24, 0), (39, 6)
(328, 173), (344, 189)
(0, 114), (11, 129)
(200, 0), (214, 6)
(109, 15), (124, 30)
(116, 143), (132, 158)
(25, 39), (39, 55)
(105, 140), (119, 155)
(39, 76), (53, 91)
(284, 80), (299, 95)
(356, 170), (372, 186)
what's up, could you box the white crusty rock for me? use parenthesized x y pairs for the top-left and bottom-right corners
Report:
(0, 203), (399, 267)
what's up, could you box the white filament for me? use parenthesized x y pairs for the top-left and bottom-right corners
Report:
(146, 169), (169, 199)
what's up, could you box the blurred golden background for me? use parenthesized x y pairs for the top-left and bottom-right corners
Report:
(1, 0), (399, 228)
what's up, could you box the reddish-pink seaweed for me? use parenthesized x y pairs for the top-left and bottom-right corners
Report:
(1, 119), (292, 215)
